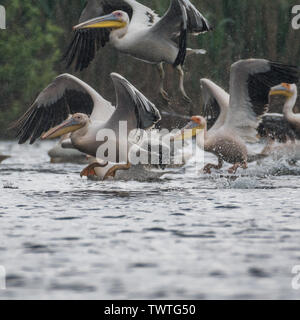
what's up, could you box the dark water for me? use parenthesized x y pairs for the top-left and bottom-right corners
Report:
(1, 141), (300, 299)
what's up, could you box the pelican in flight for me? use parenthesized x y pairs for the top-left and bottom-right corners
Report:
(13, 73), (162, 178)
(173, 59), (299, 173)
(64, 0), (212, 102)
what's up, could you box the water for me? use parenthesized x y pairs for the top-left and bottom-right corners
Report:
(0, 141), (300, 300)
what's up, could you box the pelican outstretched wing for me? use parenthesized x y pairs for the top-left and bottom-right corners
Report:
(79, 0), (158, 25)
(122, 0), (159, 29)
(106, 73), (161, 132)
(152, 0), (211, 35)
(182, 0), (211, 34)
(151, 0), (211, 66)
(200, 78), (230, 131)
(13, 74), (115, 144)
(224, 59), (299, 142)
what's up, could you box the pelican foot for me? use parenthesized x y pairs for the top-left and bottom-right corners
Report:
(228, 161), (248, 174)
(103, 163), (131, 180)
(182, 93), (192, 103)
(288, 159), (298, 166)
(202, 159), (223, 174)
(160, 89), (171, 102)
(202, 163), (217, 174)
(203, 166), (212, 174)
(80, 162), (108, 178)
(176, 65), (192, 103)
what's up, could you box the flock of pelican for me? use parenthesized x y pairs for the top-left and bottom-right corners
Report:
(2, 0), (300, 181)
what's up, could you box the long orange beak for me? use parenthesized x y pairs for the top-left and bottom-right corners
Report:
(270, 83), (293, 97)
(42, 118), (82, 140)
(73, 13), (126, 30)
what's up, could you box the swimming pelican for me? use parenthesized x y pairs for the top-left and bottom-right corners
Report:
(13, 73), (161, 178)
(64, 0), (212, 102)
(173, 59), (299, 173)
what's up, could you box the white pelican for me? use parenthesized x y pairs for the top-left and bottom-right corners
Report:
(64, 0), (212, 102)
(173, 59), (299, 173)
(13, 73), (162, 178)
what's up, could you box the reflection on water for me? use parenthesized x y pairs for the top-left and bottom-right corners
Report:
(1, 141), (300, 299)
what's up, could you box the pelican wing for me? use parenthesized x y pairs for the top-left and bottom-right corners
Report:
(200, 78), (230, 131)
(224, 59), (299, 142)
(151, 0), (211, 66)
(122, 0), (159, 29)
(257, 113), (299, 143)
(14, 74), (114, 144)
(80, 0), (158, 24)
(152, 0), (210, 36)
(79, 0), (106, 23)
(181, 0), (211, 34)
(106, 73), (161, 132)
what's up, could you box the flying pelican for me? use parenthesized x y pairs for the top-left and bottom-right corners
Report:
(64, 0), (212, 102)
(12, 73), (162, 178)
(172, 59), (299, 173)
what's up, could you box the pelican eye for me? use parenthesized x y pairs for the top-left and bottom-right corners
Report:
(114, 12), (123, 18)
(282, 83), (291, 90)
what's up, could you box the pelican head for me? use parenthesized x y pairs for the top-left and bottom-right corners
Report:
(42, 113), (89, 140)
(270, 83), (297, 99)
(172, 116), (206, 141)
(73, 11), (129, 31)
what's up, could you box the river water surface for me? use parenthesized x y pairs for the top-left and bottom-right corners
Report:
(0, 141), (300, 299)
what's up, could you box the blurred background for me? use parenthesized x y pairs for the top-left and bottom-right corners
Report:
(0, 0), (299, 138)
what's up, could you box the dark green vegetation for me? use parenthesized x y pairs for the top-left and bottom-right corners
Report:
(0, 0), (299, 138)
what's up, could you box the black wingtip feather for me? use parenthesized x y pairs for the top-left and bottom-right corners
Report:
(63, 28), (109, 72)
(173, 25), (187, 67)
